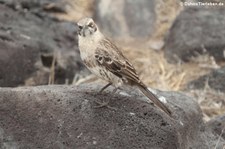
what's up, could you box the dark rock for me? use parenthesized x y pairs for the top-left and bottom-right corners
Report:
(0, 3), (85, 87)
(0, 0), (68, 15)
(164, 7), (225, 63)
(94, 0), (156, 39)
(207, 114), (225, 140)
(188, 67), (225, 92)
(0, 84), (224, 148)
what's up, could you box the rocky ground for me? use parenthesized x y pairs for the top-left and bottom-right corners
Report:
(0, 0), (225, 148)
(0, 84), (224, 148)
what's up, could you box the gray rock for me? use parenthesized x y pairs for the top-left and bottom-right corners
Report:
(207, 114), (225, 140)
(0, 0), (68, 14)
(94, 0), (156, 39)
(0, 84), (224, 148)
(164, 7), (225, 63)
(0, 2), (86, 87)
(188, 67), (225, 92)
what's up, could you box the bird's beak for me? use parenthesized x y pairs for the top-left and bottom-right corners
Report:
(78, 25), (88, 37)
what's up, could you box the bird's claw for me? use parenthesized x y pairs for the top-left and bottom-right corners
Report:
(94, 100), (117, 110)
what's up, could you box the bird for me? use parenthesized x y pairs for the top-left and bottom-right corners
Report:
(77, 17), (172, 116)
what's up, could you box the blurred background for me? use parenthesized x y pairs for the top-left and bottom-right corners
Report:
(0, 0), (224, 121)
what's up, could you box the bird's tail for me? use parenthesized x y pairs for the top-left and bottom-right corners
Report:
(138, 84), (172, 116)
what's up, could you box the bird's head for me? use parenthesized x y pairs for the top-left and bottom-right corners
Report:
(77, 17), (98, 37)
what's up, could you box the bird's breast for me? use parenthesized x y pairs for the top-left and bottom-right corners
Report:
(79, 38), (97, 60)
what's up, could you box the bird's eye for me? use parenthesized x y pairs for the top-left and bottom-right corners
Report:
(78, 25), (83, 29)
(88, 22), (94, 28)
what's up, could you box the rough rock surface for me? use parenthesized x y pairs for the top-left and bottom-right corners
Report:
(207, 114), (225, 140)
(188, 67), (225, 92)
(0, 1), (86, 87)
(164, 7), (225, 63)
(94, 0), (156, 38)
(0, 83), (224, 148)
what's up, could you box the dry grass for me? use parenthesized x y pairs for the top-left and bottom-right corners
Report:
(118, 41), (210, 90)
(55, 0), (94, 21)
(187, 87), (225, 121)
(122, 42), (225, 120)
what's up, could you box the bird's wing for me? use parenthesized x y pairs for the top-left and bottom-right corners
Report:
(94, 39), (172, 116)
(94, 39), (141, 84)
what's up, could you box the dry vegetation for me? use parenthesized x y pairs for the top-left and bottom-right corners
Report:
(121, 43), (225, 121)
(56, 0), (225, 120)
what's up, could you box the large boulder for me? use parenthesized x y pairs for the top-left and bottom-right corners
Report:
(0, 1), (86, 87)
(0, 83), (224, 148)
(164, 7), (225, 63)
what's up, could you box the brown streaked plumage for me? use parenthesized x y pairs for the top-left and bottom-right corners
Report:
(77, 17), (172, 116)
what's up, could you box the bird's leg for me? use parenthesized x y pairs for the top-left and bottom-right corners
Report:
(99, 82), (112, 93)
(94, 87), (118, 110)
(111, 87), (118, 94)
